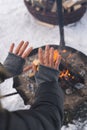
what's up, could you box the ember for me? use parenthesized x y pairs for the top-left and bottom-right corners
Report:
(59, 69), (74, 80)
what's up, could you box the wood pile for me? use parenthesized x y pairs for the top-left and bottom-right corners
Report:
(63, 0), (87, 12)
(24, 0), (86, 25)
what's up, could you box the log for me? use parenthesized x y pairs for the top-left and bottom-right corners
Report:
(63, 0), (87, 9)
(36, 20), (55, 28)
(59, 60), (84, 84)
(74, 4), (81, 11)
(63, 0), (77, 9)
(51, 1), (57, 12)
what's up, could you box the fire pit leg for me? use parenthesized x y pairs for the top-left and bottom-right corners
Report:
(56, 0), (65, 48)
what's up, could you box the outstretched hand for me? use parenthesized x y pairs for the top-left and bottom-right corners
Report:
(38, 45), (61, 70)
(9, 41), (33, 72)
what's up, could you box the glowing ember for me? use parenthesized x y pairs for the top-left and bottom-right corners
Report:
(59, 69), (74, 80)
(62, 50), (67, 53)
(53, 50), (59, 62)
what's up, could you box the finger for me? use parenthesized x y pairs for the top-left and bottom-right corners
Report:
(23, 65), (32, 72)
(9, 43), (15, 53)
(18, 41), (29, 56)
(44, 45), (49, 66)
(38, 48), (44, 65)
(55, 55), (61, 70)
(22, 47), (33, 58)
(49, 47), (54, 67)
(14, 41), (24, 54)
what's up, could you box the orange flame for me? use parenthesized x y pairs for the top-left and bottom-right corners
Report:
(53, 50), (59, 62)
(53, 50), (74, 80)
(59, 69), (74, 80)
(60, 70), (70, 78)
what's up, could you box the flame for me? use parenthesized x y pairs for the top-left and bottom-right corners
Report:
(53, 50), (75, 80)
(60, 70), (70, 78)
(53, 50), (59, 62)
(59, 69), (74, 80)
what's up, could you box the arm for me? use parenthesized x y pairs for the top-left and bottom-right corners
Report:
(0, 41), (33, 83)
(31, 65), (64, 129)
(0, 46), (64, 130)
(30, 46), (64, 129)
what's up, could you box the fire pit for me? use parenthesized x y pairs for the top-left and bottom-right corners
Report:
(13, 45), (87, 107)
(24, 0), (87, 25)
(13, 45), (87, 124)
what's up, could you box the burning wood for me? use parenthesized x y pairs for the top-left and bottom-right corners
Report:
(60, 69), (72, 79)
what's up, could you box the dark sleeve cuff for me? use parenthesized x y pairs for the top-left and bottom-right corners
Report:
(35, 65), (59, 85)
(4, 53), (25, 77)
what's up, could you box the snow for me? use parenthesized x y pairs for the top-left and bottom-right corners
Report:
(0, 0), (87, 129)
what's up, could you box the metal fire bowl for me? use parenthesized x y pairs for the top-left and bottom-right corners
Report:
(24, 0), (86, 25)
(13, 45), (87, 106)
(13, 45), (87, 124)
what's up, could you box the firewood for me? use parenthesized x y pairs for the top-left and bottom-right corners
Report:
(74, 4), (81, 11)
(63, 0), (87, 9)
(63, 0), (77, 9)
(51, 1), (57, 12)
(67, 8), (71, 13)
(35, 7), (40, 11)
(36, 20), (55, 28)
(59, 60), (84, 83)
(28, 72), (35, 78)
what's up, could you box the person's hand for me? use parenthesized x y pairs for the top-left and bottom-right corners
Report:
(9, 41), (33, 72)
(38, 45), (61, 70)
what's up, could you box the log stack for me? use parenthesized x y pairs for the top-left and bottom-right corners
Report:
(24, 0), (87, 25)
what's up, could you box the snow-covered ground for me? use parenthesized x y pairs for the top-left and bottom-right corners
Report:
(0, 0), (87, 129)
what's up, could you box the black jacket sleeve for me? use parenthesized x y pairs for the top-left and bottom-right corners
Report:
(0, 65), (64, 130)
(3, 52), (25, 77)
(0, 53), (25, 83)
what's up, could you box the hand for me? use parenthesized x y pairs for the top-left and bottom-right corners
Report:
(38, 45), (61, 70)
(9, 41), (33, 72)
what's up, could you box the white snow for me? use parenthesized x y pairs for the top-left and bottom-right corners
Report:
(0, 0), (87, 129)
